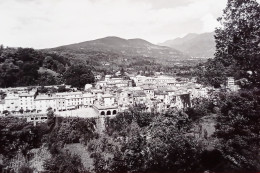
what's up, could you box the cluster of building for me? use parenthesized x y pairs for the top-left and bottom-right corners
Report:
(0, 74), (212, 119)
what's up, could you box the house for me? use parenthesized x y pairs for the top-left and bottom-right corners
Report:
(56, 98), (66, 111)
(4, 95), (19, 112)
(170, 93), (191, 109)
(133, 90), (147, 105)
(92, 89), (104, 101)
(35, 94), (57, 113)
(19, 93), (36, 111)
(102, 94), (116, 107)
(105, 75), (112, 81)
(82, 93), (95, 107)
(226, 77), (240, 92)
(154, 90), (169, 104)
(84, 84), (92, 91)
(143, 85), (155, 99)
(117, 90), (134, 111)
(93, 104), (118, 116)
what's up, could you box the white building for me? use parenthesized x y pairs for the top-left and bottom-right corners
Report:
(84, 84), (93, 91)
(0, 100), (5, 114)
(35, 94), (57, 113)
(4, 95), (20, 112)
(102, 94), (116, 106)
(19, 93), (36, 111)
(82, 93), (95, 107)
(143, 86), (155, 99)
(133, 90), (147, 105)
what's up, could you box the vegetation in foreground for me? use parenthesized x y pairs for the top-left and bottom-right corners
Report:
(0, 89), (259, 172)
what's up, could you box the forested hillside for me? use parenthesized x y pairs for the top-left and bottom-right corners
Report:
(0, 46), (95, 88)
(50, 36), (190, 62)
(0, 45), (201, 88)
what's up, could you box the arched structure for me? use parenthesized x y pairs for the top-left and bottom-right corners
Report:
(93, 104), (118, 117)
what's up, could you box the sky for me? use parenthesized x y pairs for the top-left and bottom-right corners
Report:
(0, 0), (236, 48)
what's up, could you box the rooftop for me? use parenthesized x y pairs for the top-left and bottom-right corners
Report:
(154, 91), (168, 95)
(133, 91), (146, 97)
(83, 93), (95, 98)
(56, 92), (82, 96)
(102, 94), (114, 98)
(94, 104), (118, 110)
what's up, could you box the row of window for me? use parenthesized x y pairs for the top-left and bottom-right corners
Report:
(30, 117), (48, 120)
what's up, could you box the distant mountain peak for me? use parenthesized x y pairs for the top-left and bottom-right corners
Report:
(49, 36), (190, 61)
(159, 32), (215, 58)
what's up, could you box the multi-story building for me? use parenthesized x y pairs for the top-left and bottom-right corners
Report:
(93, 93), (118, 116)
(4, 95), (20, 112)
(226, 77), (240, 92)
(143, 86), (155, 99)
(19, 93), (36, 111)
(102, 94), (116, 106)
(133, 90), (147, 105)
(35, 94), (57, 113)
(82, 93), (95, 107)
(117, 90), (134, 112)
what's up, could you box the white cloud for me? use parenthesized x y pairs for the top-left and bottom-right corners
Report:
(0, 0), (232, 48)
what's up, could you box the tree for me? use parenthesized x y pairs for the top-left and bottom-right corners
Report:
(47, 109), (55, 131)
(215, 0), (260, 87)
(196, 60), (227, 87)
(63, 64), (94, 88)
(214, 89), (260, 171)
(0, 59), (20, 87)
(91, 112), (203, 173)
(0, 44), (3, 55)
(18, 165), (33, 173)
(43, 152), (84, 173)
(37, 72), (57, 86)
(0, 47), (70, 87)
(57, 85), (67, 92)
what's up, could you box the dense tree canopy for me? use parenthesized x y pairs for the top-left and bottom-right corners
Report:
(63, 64), (95, 88)
(216, 0), (260, 86)
(197, 0), (260, 87)
(0, 47), (70, 87)
(43, 151), (84, 173)
(214, 89), (260, 171)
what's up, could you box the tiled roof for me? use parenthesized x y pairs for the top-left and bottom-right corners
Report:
(133, 91), (146, 97)
(154, 91), (168, 95)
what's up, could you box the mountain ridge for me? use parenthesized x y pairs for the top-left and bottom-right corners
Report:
(159, 32), (216, 58)
(48, 36), (191, 61)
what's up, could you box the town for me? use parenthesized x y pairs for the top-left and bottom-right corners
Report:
(0, 71), (238, 123)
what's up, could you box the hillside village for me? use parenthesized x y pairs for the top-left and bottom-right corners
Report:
(0, 72), (220, 119)
(0, 70), (240, 123)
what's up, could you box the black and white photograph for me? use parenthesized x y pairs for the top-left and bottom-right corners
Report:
(0, 0), (259, 172)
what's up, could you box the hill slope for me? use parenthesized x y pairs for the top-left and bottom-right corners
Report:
(50, 36), (190, 61)
(160, 32), (216, 58)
